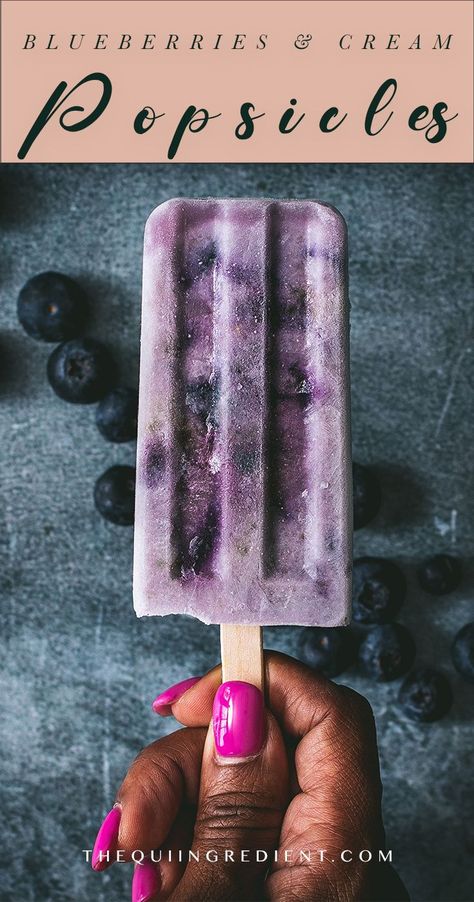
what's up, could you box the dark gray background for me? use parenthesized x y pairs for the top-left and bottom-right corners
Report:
(0, 164), (472, 902)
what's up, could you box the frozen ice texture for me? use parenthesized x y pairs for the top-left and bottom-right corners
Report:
(133, 199), (351, 625)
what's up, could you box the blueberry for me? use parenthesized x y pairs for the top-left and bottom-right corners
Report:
(417, 554), (462, 595)
(352, 462), (381, 529)
(185, 378), (218, 424)
(452, 623), (474, 683)
(358, 623), (416, 682)
(17, 272), (88, 342)
(298, 626), (356, 678)
(94, 465), (135, 526)
(398, 667), (452, 722)
(96, 387), (138, 443)
(47, 338), (116, 403)
(274, 288), (306, 329)
(144, 441), (166, 487)
(177, 503), (219, 577)
(198, 243), (218, 269)
(353, 557), (406, 624)
(179, 243), (218, 287)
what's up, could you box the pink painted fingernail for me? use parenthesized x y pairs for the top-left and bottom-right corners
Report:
(132, 859), (161, 902)
(213, 681), (264, 759)
(152, 676), (201, 714)
(91, 806), (121, 871)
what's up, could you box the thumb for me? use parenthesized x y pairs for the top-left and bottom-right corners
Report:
(174, 681), (289, 901)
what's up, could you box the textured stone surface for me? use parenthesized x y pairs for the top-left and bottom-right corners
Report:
(0, 163), (472, 902)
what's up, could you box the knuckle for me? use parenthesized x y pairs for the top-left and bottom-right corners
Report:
(137, 755), (183, 814)
(195, 789), (282, 846)
(339, 687), (376, 732)
(125, 744), (182, 796)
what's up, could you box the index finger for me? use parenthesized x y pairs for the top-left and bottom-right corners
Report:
(168, 650), (372, 740)
(168, 652), (381, 819)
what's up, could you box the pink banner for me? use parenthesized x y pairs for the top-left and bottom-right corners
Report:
(1, 0), (473, 162)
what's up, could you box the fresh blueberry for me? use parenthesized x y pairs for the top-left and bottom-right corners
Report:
(47, 338), (116, 403)
(94, 465), (135, 526)
(353, 557), (406, 624)
(451, 623), (474, 683)
(17, 272), (88, 342)
(358, 623), (416, 682)
(298, 626), (356, 678)
(96, 387), (138, 443)
(417, 554), (462, 595)
(352, 462), (381, 529)
(398, 667), (453, 721)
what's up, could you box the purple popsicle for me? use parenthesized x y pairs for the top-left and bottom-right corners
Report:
(133, 199), (351, 626)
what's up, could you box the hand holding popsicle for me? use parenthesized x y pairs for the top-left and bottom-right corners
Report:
(134, 196), (352, 725)
(103, 197), (359, 898)
(92, 653), (408, 901)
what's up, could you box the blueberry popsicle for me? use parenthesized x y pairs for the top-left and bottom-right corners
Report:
(134, 199), (351, 627)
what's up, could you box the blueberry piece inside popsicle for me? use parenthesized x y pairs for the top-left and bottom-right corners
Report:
(144, 441), (166, 487)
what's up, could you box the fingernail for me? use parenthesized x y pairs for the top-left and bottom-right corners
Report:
(132, 859), (161, 902)
(91, 805), (121, 871)
(213, 681), (264, 759)
(152, 676), (201, 714)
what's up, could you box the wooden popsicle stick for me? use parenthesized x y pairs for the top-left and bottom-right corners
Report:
(220, 625), (264, 692)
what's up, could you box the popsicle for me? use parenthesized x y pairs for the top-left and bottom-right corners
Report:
(134, 199), (351, 679)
